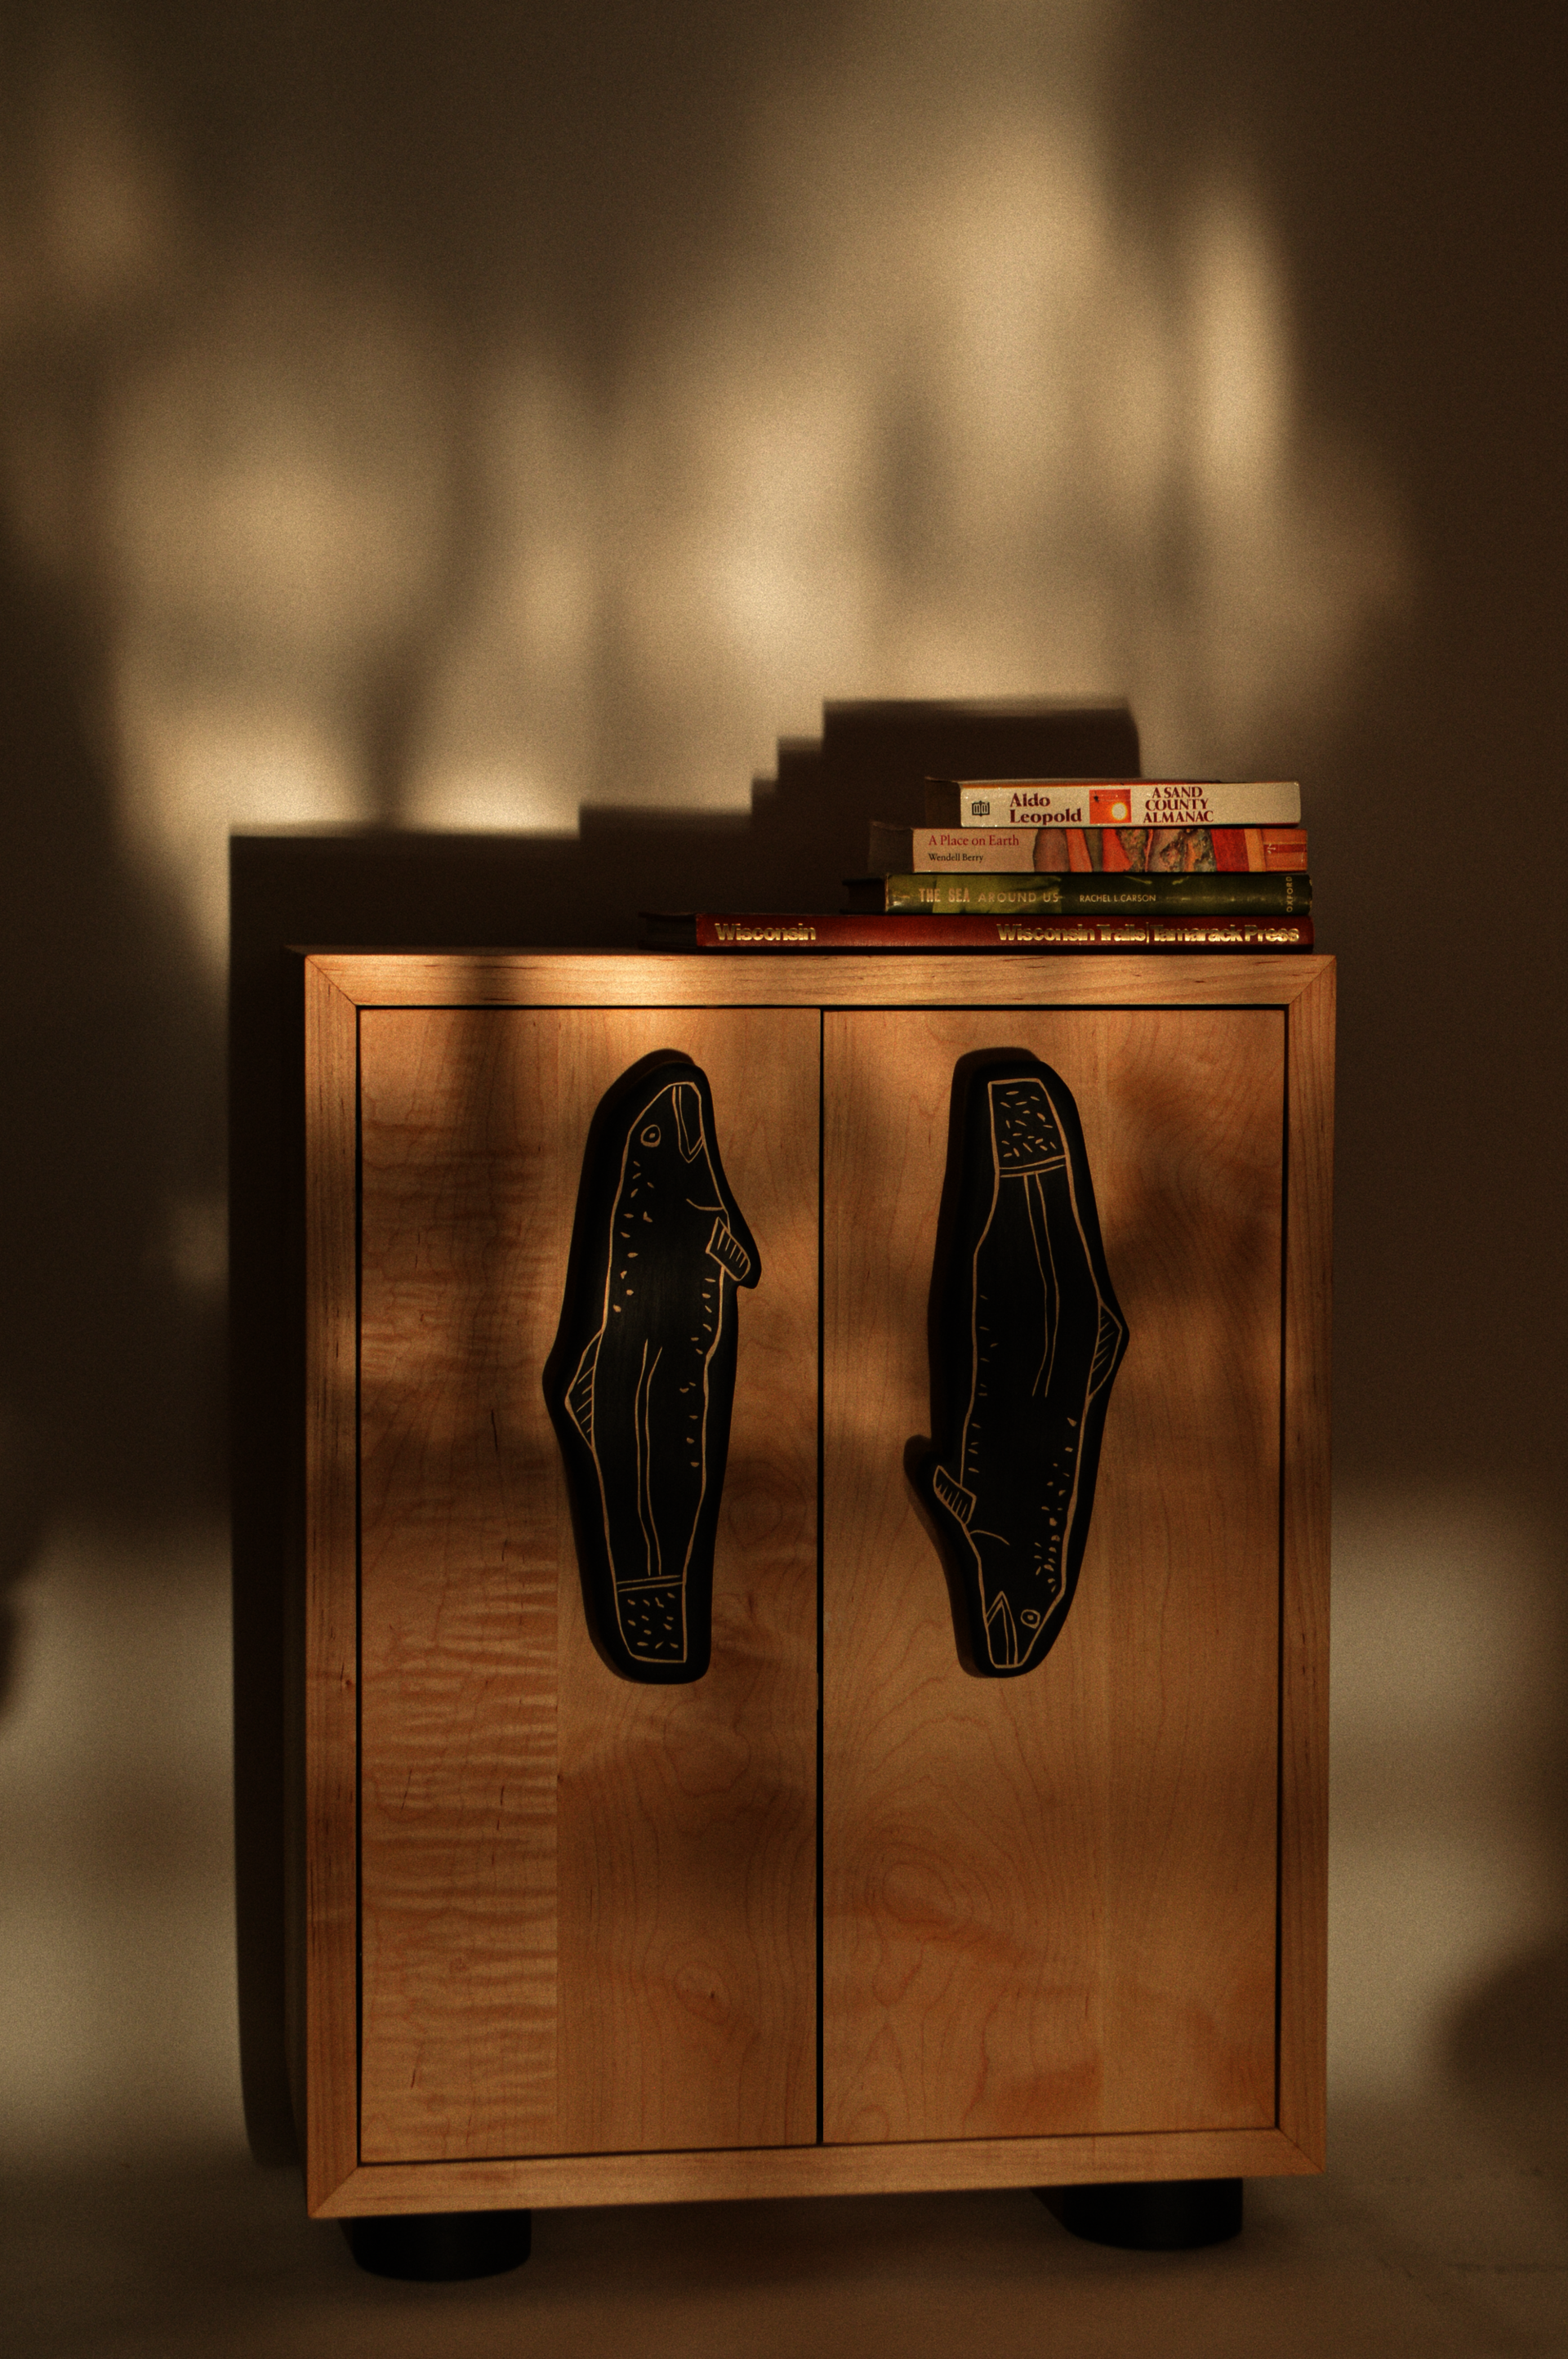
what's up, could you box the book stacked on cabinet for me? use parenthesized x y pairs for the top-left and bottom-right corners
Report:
(641, 777), (1312, 952)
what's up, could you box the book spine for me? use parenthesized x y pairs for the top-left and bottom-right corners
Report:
(690, 913), (1315, 951)
(881, 825), (1307, 874)
(924, 780), (1302, 827)
(881, 872), (1311, 916)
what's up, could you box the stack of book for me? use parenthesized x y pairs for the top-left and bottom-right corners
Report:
(642, 777), (1312, 952)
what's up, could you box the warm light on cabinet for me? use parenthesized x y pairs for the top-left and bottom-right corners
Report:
(295, 952), (1332, 2219)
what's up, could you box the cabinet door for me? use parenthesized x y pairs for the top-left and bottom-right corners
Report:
(356, 1004), (819, 2162)
(822, 1007), (1283, 2144)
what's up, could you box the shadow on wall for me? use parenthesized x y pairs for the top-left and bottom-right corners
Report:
(2, 0), (1403, 982)
(1449, 1938), (1568, 2199)
(2, 0), (1564, 2188)
(0, 526), (225, 1708)
(230, 696), (1140, 2159)
(1442, 1505), (1568, 2198)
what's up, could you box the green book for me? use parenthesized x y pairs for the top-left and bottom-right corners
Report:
(854, 871), (1312, 917)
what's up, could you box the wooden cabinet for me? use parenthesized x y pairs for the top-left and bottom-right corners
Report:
(296, 951), (1332, 2220)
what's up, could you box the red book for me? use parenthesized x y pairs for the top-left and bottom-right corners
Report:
(640, 912), (1315, 952)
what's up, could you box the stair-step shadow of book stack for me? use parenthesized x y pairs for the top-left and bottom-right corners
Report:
(229, 694), (1140, 2162)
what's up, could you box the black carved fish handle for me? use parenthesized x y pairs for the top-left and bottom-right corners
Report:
(544, 1053), (760, 1683)
(913, 1051), (1128, 1678)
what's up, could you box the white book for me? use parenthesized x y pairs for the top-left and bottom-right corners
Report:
(924, 778), (1302, 828)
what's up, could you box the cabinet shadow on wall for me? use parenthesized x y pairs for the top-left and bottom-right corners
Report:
(230, 696), (1140, 2160)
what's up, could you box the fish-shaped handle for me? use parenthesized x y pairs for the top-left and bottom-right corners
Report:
(544, 1054), (760, 1683)
(912, 1051), (1129, 1678)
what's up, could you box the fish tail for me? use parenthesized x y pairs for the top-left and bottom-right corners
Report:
(991, 1077), (1067, 1175)
(616, 1579), (688, 1661)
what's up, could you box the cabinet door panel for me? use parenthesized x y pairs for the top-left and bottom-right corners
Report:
(822, 1008), (1282, 2144)
(359, 1005), (819, 2162)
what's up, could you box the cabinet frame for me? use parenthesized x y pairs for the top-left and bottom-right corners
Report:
(296, 950), (1333, 2219)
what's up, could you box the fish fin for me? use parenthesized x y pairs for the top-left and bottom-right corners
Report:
(1087, 1302), (1127, 1398)
(707, 1219), (753, 1284)
(931, 1465), (975, 1526)
(565, 1332), (600, 1444)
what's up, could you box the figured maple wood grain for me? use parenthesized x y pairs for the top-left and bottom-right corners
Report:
(314, 2122), (1317, 2217)
(1278, 962), (1334, 2165)
(355, 1005), (817, 2165)
(553, 1010), (818, 2156)
(305, 952), (1330, 2214)
(358, 1008), (561, 2164)
(307, 948), (1328, 1013)
(822, 1008), (1285, 2145)
(301, 961), (360, 2212)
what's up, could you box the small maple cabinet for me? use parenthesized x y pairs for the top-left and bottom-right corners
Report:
(294, 950), (1332, 2221)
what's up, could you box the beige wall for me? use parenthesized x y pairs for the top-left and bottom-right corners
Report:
(0, 2), (1561, 2179)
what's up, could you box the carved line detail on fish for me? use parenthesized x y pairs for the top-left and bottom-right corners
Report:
(545, 1055), (760, 1683)
(915, 1053), (1129, 1679)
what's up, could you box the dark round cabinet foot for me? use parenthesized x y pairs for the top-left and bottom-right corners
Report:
(1038, 2178), (1243, 2251)
(344, 2208), (533, 2281)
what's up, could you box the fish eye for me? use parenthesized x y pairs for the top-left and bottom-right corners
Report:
(1020, 1609), (1042, 1626)
(639, 1125), (661, 1145)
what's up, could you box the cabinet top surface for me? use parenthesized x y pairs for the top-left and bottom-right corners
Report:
(301, 949), (1334, 1011)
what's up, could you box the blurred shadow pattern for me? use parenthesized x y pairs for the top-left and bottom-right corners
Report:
(0, 0), (1562, 2187)
(231, 696), (1138, 2155)
(0, 537), (225, 1688)
(2, 1), (1402, 967)
(1448, 1938), (1568, 2201)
